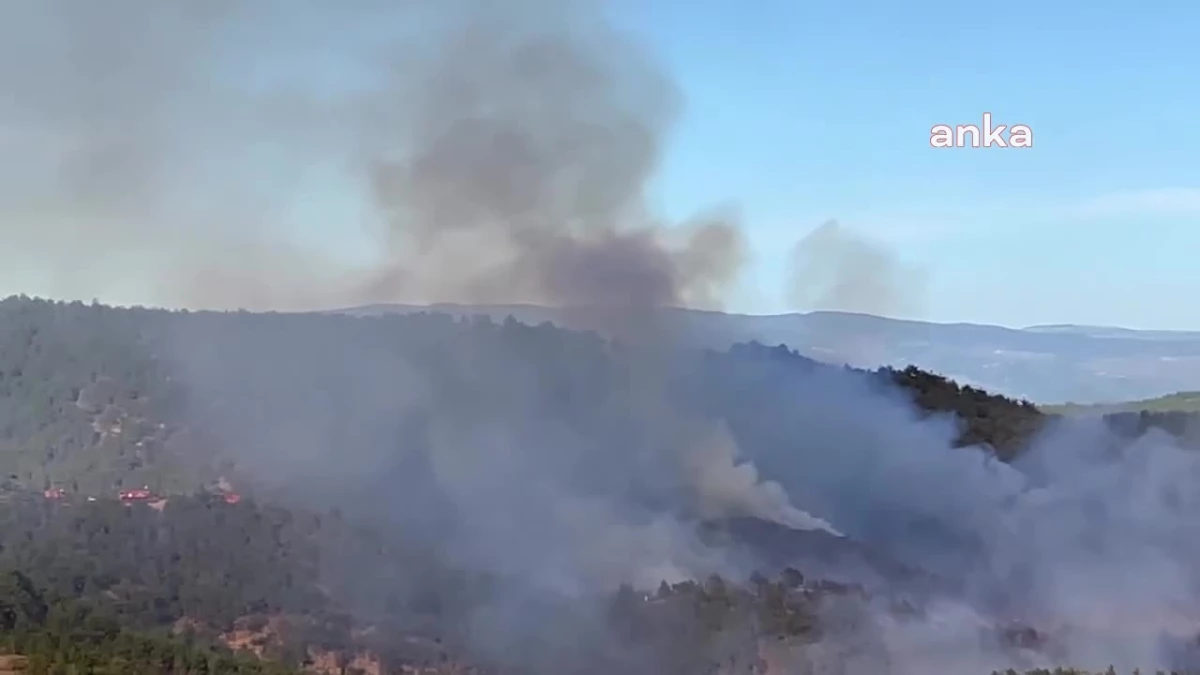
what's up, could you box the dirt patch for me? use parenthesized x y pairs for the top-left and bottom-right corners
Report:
(220, 615), (287, 659)
(0, 654), (29, 674)
(307, 649), (385, 675)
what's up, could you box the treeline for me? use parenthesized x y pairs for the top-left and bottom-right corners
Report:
(0, 487), (1186, 675)
(0, 493), (331, 630)
(1099, 410), (1200, 448)
(0, 295), (1055, 500)
(881, 364), (1045, 461)
(873, 362), (1200, 458)
(6, 294), (1199, 503)
(715, 343), (1049, 460)
(0, 490), (884, 674)
(0, 296), (196, 495)
(0, 490), (487, 671)
(3, 297), (1200, 672)
(0, 568), (299, 674)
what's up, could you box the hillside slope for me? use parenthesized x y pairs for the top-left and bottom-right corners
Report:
(0, 296), (1048, 496)
(0, 296), (1055, 673)
(0, 489), (918, 674)
(3, 297), (1200, 673)
(336, 303), (1200, 404)
(1046, 391), (1200, 414)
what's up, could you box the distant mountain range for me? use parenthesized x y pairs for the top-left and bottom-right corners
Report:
(329, 304), (1200, 405)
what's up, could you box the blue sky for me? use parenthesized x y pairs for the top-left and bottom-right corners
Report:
(5, 2), (1197, 330)
(608, 1), (1200, 329)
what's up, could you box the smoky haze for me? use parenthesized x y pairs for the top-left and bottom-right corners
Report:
(787, 219), (927, 319)
(786, 219), (930, 368)
(6, 2), (1200, 674)
(0, 0), (741, 315)
(11, 0), (836, 614)
(2, 0), (829, 573)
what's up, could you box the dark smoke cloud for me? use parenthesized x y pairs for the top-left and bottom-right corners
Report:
(0, 0), (741, 316)
(363, 4), (744, 311)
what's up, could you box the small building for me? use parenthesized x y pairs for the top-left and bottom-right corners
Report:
(118, 486), (155, 502)
(43, 488), (65, 500)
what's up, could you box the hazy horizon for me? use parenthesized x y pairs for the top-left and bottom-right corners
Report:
(2, 2), (1197, 331)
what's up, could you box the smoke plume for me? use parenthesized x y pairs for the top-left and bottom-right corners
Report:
(726, 361), (1200, 672)
(0, 0), (835, 599)
(0, 0), (742, 316)
(7, 2), (1200, 674)
(787, 219), (927, 319)
(0, 0), (793, 544)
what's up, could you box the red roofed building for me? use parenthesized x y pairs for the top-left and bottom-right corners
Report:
(223, 493), (241, 505)
(43, 488), (65, 500)
(118, 486), (155, 502)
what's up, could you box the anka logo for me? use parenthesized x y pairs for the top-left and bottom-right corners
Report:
(930, 112), (1032, 148)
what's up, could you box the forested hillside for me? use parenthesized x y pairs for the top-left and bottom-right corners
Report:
(0, 563), (297, 674)
(1044, 391), (1200, 450)
(0, 298), (194, 495)
(0, 490), (486, 672)
(0, 296), (1053, 498)
(0, 488), (898, 674)
(1, 296), (1198, 674)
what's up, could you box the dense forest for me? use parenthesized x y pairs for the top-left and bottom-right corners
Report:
(0, 565), (298, 674)
(0, 488), (897, 674)
(0, 296), (1198, 674)
(0, 489), (1159, 675)
(0, 490), (485, 672)
(4, 295), (1189, 498)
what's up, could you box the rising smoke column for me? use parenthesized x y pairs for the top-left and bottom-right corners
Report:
(340, 0), (843, 561)
(363, 1), (743, 312)
(0, 0), (743, 317)
(786, 219), (927, 319)
(1, 0), (840, 598)
(724, 355), (1200, 672)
